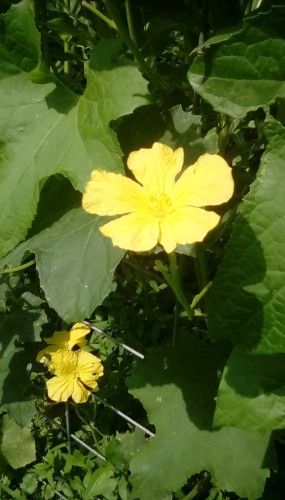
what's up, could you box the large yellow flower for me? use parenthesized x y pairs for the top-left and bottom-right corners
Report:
(46, 350), (104, 403)
(82, 143), (234, 253)
(36, 322), (90, 363)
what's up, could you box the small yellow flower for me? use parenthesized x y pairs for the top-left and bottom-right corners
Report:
(46, 350), (104, 403)
(36, 322), (90, 363)
(82, 142), (234, 253)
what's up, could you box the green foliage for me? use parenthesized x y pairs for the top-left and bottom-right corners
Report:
(1, 0), (285, 499)
(128, 332), (272, 500)
(0, 415), (36, 469)
(208, 118), (285, 430)
(188, 6), (285, 118)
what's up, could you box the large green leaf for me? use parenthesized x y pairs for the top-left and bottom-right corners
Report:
(188, 7), (285, 118)
(0, 0), (40, 76)
(0, 291), (47, 344)
(1, 208), (124, 323)
(0, 335), (39, 426)
(0, 414), (36, 469)
(208, 119), (285, 430)
(127, 333), (272, 500)
(213, 348), (285, 430)
(0, 3), (150, 260)
(77, 38), (150, 170)
(0, 74), (91, 259)
(208, 119), (285, 353)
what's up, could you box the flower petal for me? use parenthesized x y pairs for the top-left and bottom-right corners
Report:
(82, 170), (149, 216)
(100, 213), (159, 252)
(36, 344), (59, 363)
(46, 350), (103, 403)
(45, 330), (69, 346)
(159, 207), (220, 253)
(76, 351), (104, 388)
(172, 154), (234, 208)
(127, 142), (184, 195)
(36, 324), (89, 363)
(46, 374), (74, 402)
(48, 350), (77, 376)
(71, 379), (90, 403)
(69, 323), (90, 349)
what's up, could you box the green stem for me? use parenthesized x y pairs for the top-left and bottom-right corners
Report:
(190, 281), (212, 310)
(125, 0), (137, 44)
(2, 259), (36, 274)
(82, 1), (117, 30)
(155, 254), (194, 319)
(63, 0), (71, 75)
(103, 0), (165, 92)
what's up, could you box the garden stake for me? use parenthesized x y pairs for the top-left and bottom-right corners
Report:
(38, 479), (68, 500)
(94, 395), (155, 437)
(65, 401), (72, 454)
(45, 414), (106, 461)
(83, 320), (144, 359)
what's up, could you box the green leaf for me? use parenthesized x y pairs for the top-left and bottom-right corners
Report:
(214, 348), (285, 430)
(0, 336), (38, 426)
(0, 0), (40, 76)
(0, 37), (150, 260)
(82, 463), (117, 499)
(0, 74), (92, 259)
(208, 118), (285, 353)
(208, 119), (285, 429)
(0, 414), (36, 469)
(159, 105), (218, 164)
(127, 333), (272, 500)
(77, 38), (150, 170)
(0, 292), (47, 343)
(1, 208), (124, 322)
(188, 7), (285, 118)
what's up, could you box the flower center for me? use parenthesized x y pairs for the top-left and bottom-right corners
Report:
(149, 193), (173, 219)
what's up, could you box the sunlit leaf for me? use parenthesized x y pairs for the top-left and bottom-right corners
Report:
(1, 208), (124, 322)
(188, 7), (285, 117)
(0, 414), (36, 469)
(208, 119), (285, 430)
(127, 333), (272, 499)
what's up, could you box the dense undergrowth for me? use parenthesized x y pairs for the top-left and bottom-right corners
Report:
(1, 0), (285, 498)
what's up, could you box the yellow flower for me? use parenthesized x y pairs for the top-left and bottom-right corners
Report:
(82, 143), (234, 253)
(46, 350), (104, 403)
(36, 322), (90, 363)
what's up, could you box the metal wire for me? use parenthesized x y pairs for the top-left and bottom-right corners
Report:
(94, 395), (155, 437)
(83, 319), (144, 359)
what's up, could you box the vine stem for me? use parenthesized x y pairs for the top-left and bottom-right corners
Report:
(155, 254), (212, 320)
(82, 1), (117, 30)
(63, 0), (70, 75)
(103, 0), (166, 92)
(155, 254), (194, 319)
(2, 259), (36, 274)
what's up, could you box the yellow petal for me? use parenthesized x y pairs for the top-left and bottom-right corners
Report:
(71, 379), (90, 403)
(46, 350), (103, 403)
(100, 213), (159, 252)
(76, 351), (104, 388)
(45, 330), (69, 346)
(48, 350), (76, 376)
(46, 374), (74, 402)
(82, 170), (149, 216)
(172, 154), (234, 208)
(69, 323), (90, 349)
(36, 344), (58, 363)
(159, 207), (220, 253)
(127, 142), (184, 195)
(36, 325), (89, 363)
